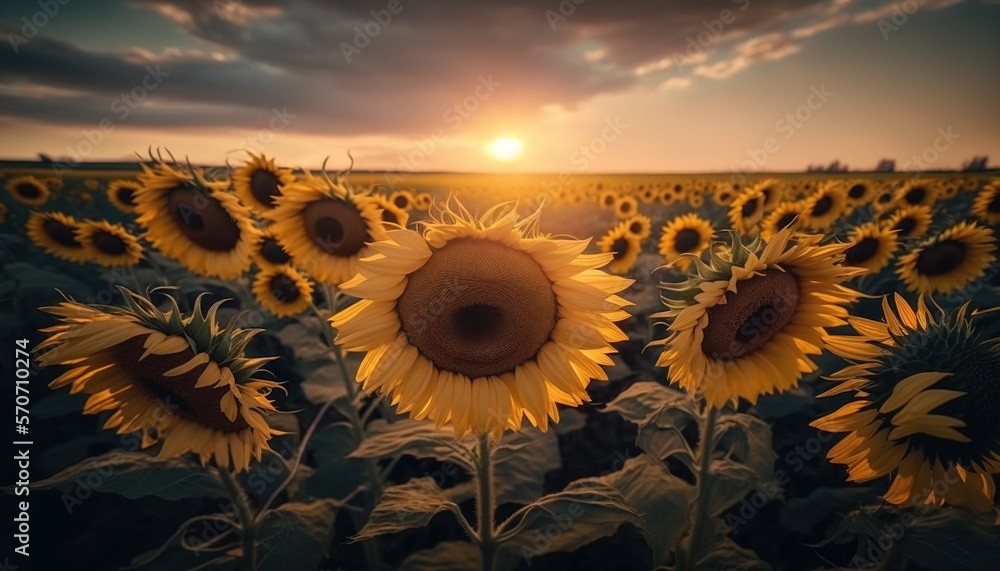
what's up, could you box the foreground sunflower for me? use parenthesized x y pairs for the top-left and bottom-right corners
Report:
(136, 161), (258, 279)
(107, 179), (143, 214)
(252, 226), (294, 271)
(882, 204), (932, 240)
(842, 222), (898, 274)
(598, 221), (643, 275)
(253, 266), (313, 317)
(815, 294), (1000, 512)
(26, 211), (89, 264)
(232, 153), (296, 212)
(265, 173), (385, 285)
(332, 201), (632, 438)
(37, 289), (283, 472)
(659, 213), (713, 271)
(651, 226), (864, 408)
(897, 222), (996, 295)
(77, 219), (143, 267)
(6, 175), (51, 206)
(971, 183), (1000, 225)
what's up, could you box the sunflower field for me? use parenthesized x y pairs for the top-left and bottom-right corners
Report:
(2, 156), (1000, 571)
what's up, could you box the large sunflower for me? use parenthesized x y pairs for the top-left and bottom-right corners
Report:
(136, 161), (258, 279)
(252, 226), (294, 271)
(658, 213), (714, 272)
(802, 183), (848, 231)
(971, 183), (1000, 225)
(37, 289), (283, 472)
(331, 201), (633, 439)
(882, 204), (932, 240)
(77, 219), (143, 267)
(842, 222), (898, 274)
(6, 175), (51, 206)
(598, 220), (643, 275)
(232, 153), (296, 213)
(815, 294), (1000, 512)
(265, 173), (385, 285)
(652, 226), (864, 408)
(897, 222), (996, 295)
(107, 179), (143, 214)
(26, 211), (90, 264)
(253, 266), (313, 317)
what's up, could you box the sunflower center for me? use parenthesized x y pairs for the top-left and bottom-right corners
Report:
(381, 209), (401, 225)
(260, 238), (291, 265)
(673, 228), (701, 253)
(166, 186), (241, 252)
(915, 239), (967, 276)
(893, 217), (917, 237)
(848, 184), (866, 199)
(393, 195), (409, 209)
(877, 192), (893, 204)
(811, 195), (833, 216)
(777, 212), (798, 230)
(904, 187), (926, 204)
(43, 219), (81, 248)
(988, 191), (1000, 213)
(629, 221), (643, 234)
(302, 198), (369, 256)
(741, 199), (758, 218)
(112, 335), (249, 432)
(117, 187), (137, 206)
(619, 201), (632, 214)
(269, 273), (302, 303)
(17, 182), (41, 199)
(701, 270), (800, 360)
(250, 169), (281, 207)
(93, 230), (128, 255)
(611, 238), (630, 260)
(845, 237), (880, 265)
(396, 237), (557, 379)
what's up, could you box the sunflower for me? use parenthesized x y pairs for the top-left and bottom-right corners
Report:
(6, 176), (50, 206)
(842, 223), (898, 274)
(598, 190), (618, 210)
(897, 222), (996, 295)
(712, 183), (735, 206)
(882, 205), (932, 240)
(26, 211), (89, 264)
(364, 193), (410, 228)
(971, 184), (1000, 225)
(84, 178), (101, 190)
(107, 179), (143, 214)
(252, 226), (294, 271)
(253, 266), (313, 317)
(389, 190), (415, 212)
(659, 213), (714, 272)
(754, 179), (785, 212)
(614, 195), (639, 219)
(658, 188), (677, 207)
(413, 192), (433, 211)
(136, 161), (258, 279)
(728, 186), (766, 234)
(77, 220), (143, 267)
(843, 179), (874, 207)
(625, 214), (652, 240)
(639, 186), (658, 204)
(760, 201), (806, 241)
(814, 294), (1000, 513)
(598, 221), (643, 275)
(331, 201), (632, 439)
(232, 153), (296, 212)
(688, 192), (705, 208)
(895, 179), (939, 208)
(873, 185), (898, 214)
(265, 172), (385, 285)
(651, 226), (864, 408)
(802, 183), (848, 230)
(36, 289), (283, 472)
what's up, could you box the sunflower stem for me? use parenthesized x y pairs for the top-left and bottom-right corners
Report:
(475, 434), (498, 571)
(681, 405), (719, 571)
(217, 468), (256, 570)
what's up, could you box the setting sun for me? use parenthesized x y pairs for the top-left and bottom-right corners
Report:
(486, 137), (523, 161)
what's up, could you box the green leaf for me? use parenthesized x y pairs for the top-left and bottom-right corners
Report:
(501, 478), (644, 563)
(299, 363), (351, 405)
(779, 486), (875, 536)
(494, 427), (561, 505)
(707, 459), (760, 517)
(302, 422), (366, 500)
(715, 412), (777, 484)
(276, 318), (330, 365)
(400, 541), (480, 571)
(29, 451), (226, 501)
(603, 381), (698, 427)
(354, 477), (462, 541)
(256, 499), (341, 571)
(552, 408), (587, 435)
(350, 418), (475, 469)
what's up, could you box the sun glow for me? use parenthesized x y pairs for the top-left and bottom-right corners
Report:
(487, 137), (523, 161)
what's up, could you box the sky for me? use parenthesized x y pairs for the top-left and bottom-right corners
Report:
(0, 0), (998, 173)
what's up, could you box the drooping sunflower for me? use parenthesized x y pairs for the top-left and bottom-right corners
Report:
(652, 226), (864, 408)
(252, 226), (294, 271)
(136, 162), (258, 279)
(36, 289), (283, 472)
(77, 219), (143, 267)
(760, 201), (806, 241)
(882, 204), (932, 240)
(614, 195), (638, 219)
(598, 220), (643, 275)
(265, 172), (385, 285)
(331, 201), (633, 439)
(895, 179), (939, 208)
(26, 211), (89, 264)
(971, 183), (1000, 225)
(6, 176), (51, 206)
(363, 193), (410, 228)
(107, 179), (143, 214)
(842, 222), (898, 274)
(624, 214), (652, 240)
(728, 186), (766, 234)
(802, 183), (849, 230)
(897, 222), (996, 295)
(232, 153), (296, 213)
(815, 294), (1000, 512)
(659, 213), (714, 272)
(253, 266), (313, 317)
